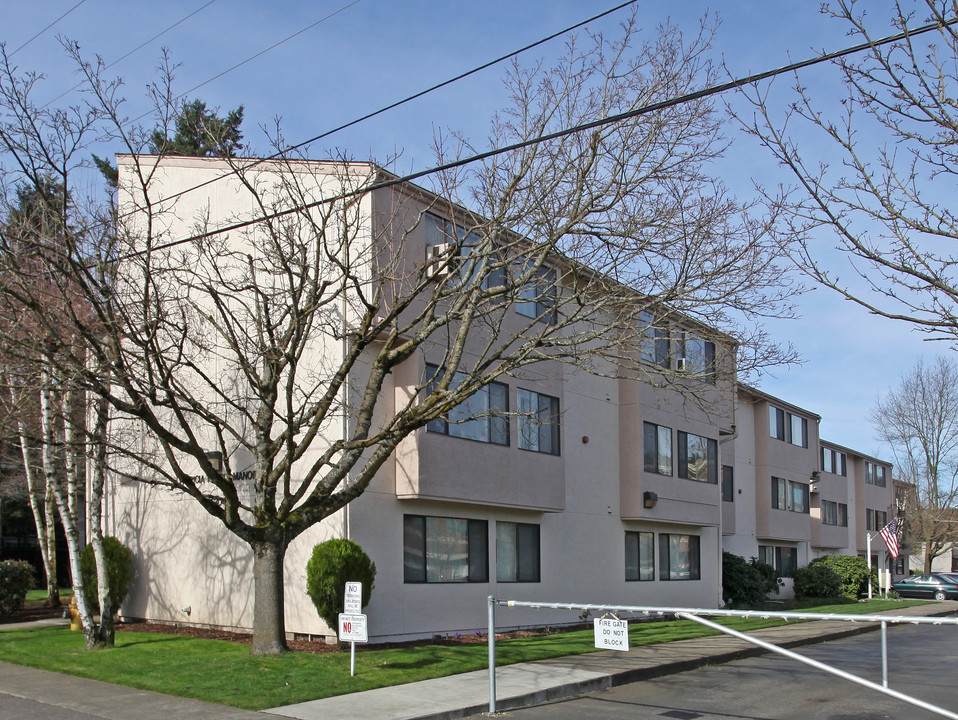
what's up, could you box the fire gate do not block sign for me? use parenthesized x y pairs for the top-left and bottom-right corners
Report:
(593, 617), (629, 651)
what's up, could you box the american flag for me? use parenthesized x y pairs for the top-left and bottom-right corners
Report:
(879, 519), (899, 559)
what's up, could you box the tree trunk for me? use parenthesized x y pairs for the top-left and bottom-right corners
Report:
(251, 540), (289, 655)
(86, 391), (115, 648)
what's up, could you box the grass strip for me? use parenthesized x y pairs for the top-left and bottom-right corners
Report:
(0, 599), (925, 710)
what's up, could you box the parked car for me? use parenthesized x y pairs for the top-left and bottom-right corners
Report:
(891, 573), (958, 601)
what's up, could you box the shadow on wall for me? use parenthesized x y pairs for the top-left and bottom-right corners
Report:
(112, 479), (253, 628)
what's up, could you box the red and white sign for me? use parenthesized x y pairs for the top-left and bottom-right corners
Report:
(339, 612), (368, 643)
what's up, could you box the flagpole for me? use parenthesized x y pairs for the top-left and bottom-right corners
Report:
(867, 532), (873, 600)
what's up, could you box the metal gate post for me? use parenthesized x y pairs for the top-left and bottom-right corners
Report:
(488, 596), (497, 714)
(881, 620), (888, 688)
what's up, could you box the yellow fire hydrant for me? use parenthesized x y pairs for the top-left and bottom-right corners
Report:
(69, 596), (81, 631)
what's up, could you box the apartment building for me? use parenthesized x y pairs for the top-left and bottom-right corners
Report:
(106, 155), (896, 641)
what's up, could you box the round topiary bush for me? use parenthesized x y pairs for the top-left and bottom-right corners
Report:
(792, 563), (842, 599)
(79, 536), (133, 614)
(306, 539), (376, 631)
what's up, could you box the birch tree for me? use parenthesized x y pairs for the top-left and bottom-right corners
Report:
(0, 13), (799, 654)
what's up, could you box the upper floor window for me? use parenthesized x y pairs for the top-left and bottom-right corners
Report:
(625, 531), (655, 581)
(516, 264), (557, 324)
(866, 508), (888, 531)
(639, 310), (670, 369)
(772, 476), (809, 514)
(643, 422), (672, 476)
(403, 515), (488, 583)
(677, 332), (715, 382)
(516, 388), (560, 455)
(659, 533), (701, 580)
(769, 406), (808, 448)
(425, 213), (504, 289)
(821, 500), (849, 527)
(721, 465), (734, 502)
(678, 431), (718, 484)
(821, 447), (847, 476)
(425, 364), (508, 445)
(865, 462), (887, 487)
(496, 522), (540, 583)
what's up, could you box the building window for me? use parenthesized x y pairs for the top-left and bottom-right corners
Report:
(865, 462), (887, 487)
(425, 213), (503, 289)
(677, 332), (715, 381)
(639, 310), (670, 368)
(517, 388), (560, 455)
(625, 531), (655, 581)
(677, 431), (718, 483)
(821, 447), (847, 476)
(759, 544), (798, 576)
(822, 501), (849, 527)
(425, 364), (509, 445)
(643, 422), (672, 476)
(769, 406), (808, 447)
(403, 515), (488, 583)
(516, 264), (557, 324)
(659, 534), (700, 580)
(866, 509), (888, 531)
(721, 465), (734, 502)
(496, 522), (540, 583)
(771, 477), (809, 514)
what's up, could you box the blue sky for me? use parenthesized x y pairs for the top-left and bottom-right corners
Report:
(2, 0), (938, 459)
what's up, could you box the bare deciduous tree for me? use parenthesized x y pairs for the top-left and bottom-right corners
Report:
(871, 356), (958, 571)
(0, 13), (799, 654)
(738, 0), (958, 345)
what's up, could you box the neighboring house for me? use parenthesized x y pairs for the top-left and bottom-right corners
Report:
(105, 155), (896, 641)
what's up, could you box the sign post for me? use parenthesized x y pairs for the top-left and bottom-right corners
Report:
(339, 582), (366, 676)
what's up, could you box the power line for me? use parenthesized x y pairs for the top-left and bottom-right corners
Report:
(113, 13), (957, 265)
(110, 0), (639, 226)
(8, 0), (89, 58)
(43, 0), (220, 108)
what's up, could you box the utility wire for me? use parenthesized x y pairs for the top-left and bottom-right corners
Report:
(42, 0), (220, 108)
(9, 0), (88, 58)
(110, 0), (639, 225)
(110, 12), (957, 266)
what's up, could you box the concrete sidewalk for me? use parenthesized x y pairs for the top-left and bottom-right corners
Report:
(2, 602), (955, 720)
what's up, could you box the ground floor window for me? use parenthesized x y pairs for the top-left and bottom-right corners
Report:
(625, 531), (655, 581)
(658, 533), (700, 580)
(404, 515), (488, 583)
(758, 544), (798, 577)
(496, 522), (540, 582)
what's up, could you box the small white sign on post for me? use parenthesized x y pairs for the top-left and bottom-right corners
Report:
(339, 612), (368, 643)
(344, 582), (362, 614)
(593, 617), (629, 651)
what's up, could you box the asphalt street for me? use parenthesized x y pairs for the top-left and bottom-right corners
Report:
(505, 623), (958, 720)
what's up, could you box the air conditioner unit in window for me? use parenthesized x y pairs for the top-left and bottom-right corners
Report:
(425, 243), (453, 278)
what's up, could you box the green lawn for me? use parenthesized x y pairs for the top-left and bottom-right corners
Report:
(0, 599), (924, 711)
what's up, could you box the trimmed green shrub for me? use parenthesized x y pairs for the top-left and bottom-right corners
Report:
(722, 552), (781, 606)
(306, 539), (376, 630)
(0, 560), (34, 615)
(809, 554), (873, 599)
(792, 563), (842, 599)
(80, 537), (133, 614)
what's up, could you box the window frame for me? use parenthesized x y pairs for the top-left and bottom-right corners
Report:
(496, 521), (541, 583)
(516, 388), (560, 455)
(771, 476), (809, 514)
(425, 364), (509, 445)
(639, 310), (670, 369)
(721, 465), (734, 502)
(515, 263), (557, 324)
(769, 405), (808, 447)
(403, 514), (489, 584)
(658, 533), (701, 581)
(643, 422), (673, 476)
(677, 431), (718, 484)
(677, 331), (716, 381)
(625, 531), (655, 581)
